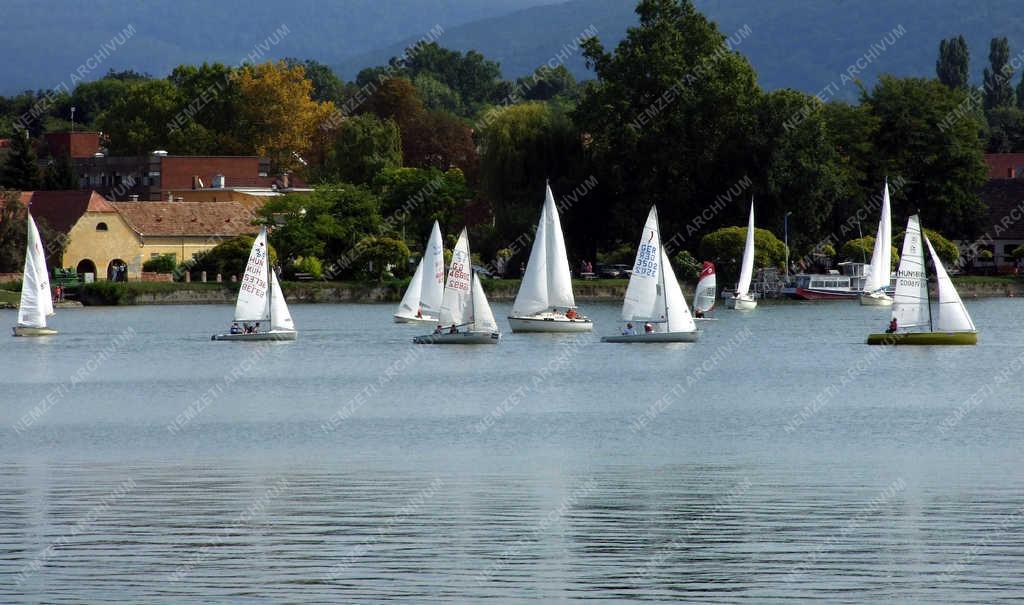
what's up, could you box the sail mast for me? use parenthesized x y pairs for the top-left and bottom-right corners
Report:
(920, 214), (933, 332)
(656, 210), (670, 331)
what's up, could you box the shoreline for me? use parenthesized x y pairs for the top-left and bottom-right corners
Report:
(1, 277), (1022, 307)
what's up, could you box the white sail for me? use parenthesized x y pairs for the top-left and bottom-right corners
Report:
(661, 247), (696, 332)
(396, 255), (425, 318)
(693, 262), (717, 314)
(471, 272), (498, 332)
(439, 228), (473, 327)
(421, 221), (445, 315)
(736, 202), (755, 297)
(925, 236), (975, 333)
(234, 227), (271, 322)
(17, 212), (54, 328)
(543, 184), (576, 310)
(891, 215), (929, 329)
(621, 206), (665, 322)
(864, 181), (893, 292)
(269, 270), (294, 332)
(512, 190), (550, 316)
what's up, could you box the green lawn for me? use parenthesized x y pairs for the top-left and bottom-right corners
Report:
(0, 289), (19, 306)
(952, 275), (1021, 285)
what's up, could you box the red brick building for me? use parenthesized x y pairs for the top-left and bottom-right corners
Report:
(43, 131), (102, 159)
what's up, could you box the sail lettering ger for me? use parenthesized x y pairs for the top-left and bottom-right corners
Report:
(635, 243), (659, 278)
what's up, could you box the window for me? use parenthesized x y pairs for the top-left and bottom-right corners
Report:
(95, 222), (108, 231)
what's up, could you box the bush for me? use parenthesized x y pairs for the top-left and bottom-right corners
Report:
(356, 236), (410, 280)
(142, 254), (177, 273)
(699, 226), (787, 284)
(79, 281), (133, 305)
(293, 255), (323, 279)
(672, 250), (700, 281)
(895, 228), (959, 265)
(596, 243), (636, 265)
(188, 236), (278, 281)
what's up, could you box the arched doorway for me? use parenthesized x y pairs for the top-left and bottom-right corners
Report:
(76, 259), (97, 280)
(107, 259), (128, 282)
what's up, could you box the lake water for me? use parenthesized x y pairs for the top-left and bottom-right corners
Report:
(2, 299), (1024, 603)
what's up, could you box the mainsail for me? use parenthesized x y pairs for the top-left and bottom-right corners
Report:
(736, 202), (755, 297)
(512, 184), (576, 316)
(621, 206), (665, 322)
(693, 261), (717, 314)
(234, 227), (271, 322)
(925, 236), (975, 333)
(891, 215), (929, 329)
(864, 181), (893, 293)
(439, 228), (473, 327)
(17, 212), (54, 328)
(471, 273), (498, 332)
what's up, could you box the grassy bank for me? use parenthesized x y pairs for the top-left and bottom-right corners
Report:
(0, 289), (19, 307)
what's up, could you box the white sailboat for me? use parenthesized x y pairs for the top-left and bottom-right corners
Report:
(414, 228), (500, 344)
(508, 183), (592, 332)
(394, 221), (445, 324)
(602, 206), (699, 343)
(12, 211), (57, 337)
(867, 215), (977, 345)
(860, 181), (894, 306)
(212, 226), (297, 341)
(726, 201), (757, 310)
(693, 261), (717, 320)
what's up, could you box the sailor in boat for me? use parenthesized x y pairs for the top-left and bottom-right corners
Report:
(622, 322), (636, 336)
(230, 322), (242, 335)
(433, 324), (443, 335)
(254, 322), (262, 333)
(416, 308), (423, 319)
(448, 323), (458, 334)
(886, 318), (897, 334)
(695, 309), (705, 319)
(565, 308), (578, 319)
(644, 322), (654, 334)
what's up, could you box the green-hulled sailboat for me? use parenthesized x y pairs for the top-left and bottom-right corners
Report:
(866, 214), (977, 345)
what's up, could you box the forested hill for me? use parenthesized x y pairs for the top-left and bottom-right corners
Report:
(339, 0), (1024, 99)
(4, 0), (1024, 97)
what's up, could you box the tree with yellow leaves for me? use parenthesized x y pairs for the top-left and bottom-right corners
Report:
(234, 61), (336, 173)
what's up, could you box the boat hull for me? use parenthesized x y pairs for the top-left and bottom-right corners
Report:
(794, 287), (859, 301)
(859, 292), (893, 306)
(507, 315), (593, 332)
(694, 317), (717, 321)
(212, 330), (297, 341)
(866, 331), (977, 345)
(726, 295), (757, 310)
(602, 331), (700, 343)
(413, 331), (501, 345)
(12, 326), (58, 337)
(393, 314), (438, 325)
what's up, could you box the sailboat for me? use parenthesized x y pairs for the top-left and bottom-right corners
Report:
(726, 201), (757, 310)
(866, 215), (977, 345)
(394, 221), (445, 324)
(860, 181), (894, 306)
(12, 211), (57, 337)
(211, 226), (296, 341)
(602, 206), (699, 343)
(414, 228), (500, 344)
(508, 183), (592, 332)
(693, 261), (717, 320)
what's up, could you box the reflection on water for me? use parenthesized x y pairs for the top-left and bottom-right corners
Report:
(1, 301), (1024, 602)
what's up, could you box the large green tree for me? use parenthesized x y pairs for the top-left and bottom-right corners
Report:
(984, 37), (1015, 111)
(97, 79), (181, 155)
(936, 35), (970, 90)
(573, 0), (761, 250)
(1, 128), (42, 190)
(371, 166), (472, 250)
(318, 114), (401, 185)
(863, 76), (988, 237)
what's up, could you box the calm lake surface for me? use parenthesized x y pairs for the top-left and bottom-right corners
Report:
(2, 298), (1024, 603)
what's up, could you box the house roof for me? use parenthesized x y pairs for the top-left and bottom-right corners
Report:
(980, 179), (1024, 239)
(9, 190), (116, 234)
(110, 201), (258, 237)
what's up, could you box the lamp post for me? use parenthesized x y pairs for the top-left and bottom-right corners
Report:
(70, 106), (75, 132)
(784, 211), (793, 278)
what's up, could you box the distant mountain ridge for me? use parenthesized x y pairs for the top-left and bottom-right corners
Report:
(3, 0), (1024, 98)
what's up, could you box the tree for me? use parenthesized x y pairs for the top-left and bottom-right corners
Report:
(698, 226), (787, 285)
(142, 254), (177, 273)
(167, 62), (246, 154)
(413, 72), (464, 115)
(863, 76), (988, 237)
(573, 0), (761, 251)
(284, 58), (348, 104)
(318, 114), (401, 185)
(936, 35), (969, 90)
(1, 128), (42, 190)
(189, 235), (277, 280)
(234, 61), (337, 173)
(516, 65), (580, 101)
(821, 102), (880, 236)
(371, 166), (472, 250)
(984, 37), (1015, 111)
(97, 79), (181, 155)
(355, 236), (410, 280)
(0, 189), (66, 272)
(397, 42), (501, 111)
(42, 152), (76, 190)
(985, 106), (1024, 152)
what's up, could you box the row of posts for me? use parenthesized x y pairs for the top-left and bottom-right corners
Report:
(182, 272), (237, 283)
